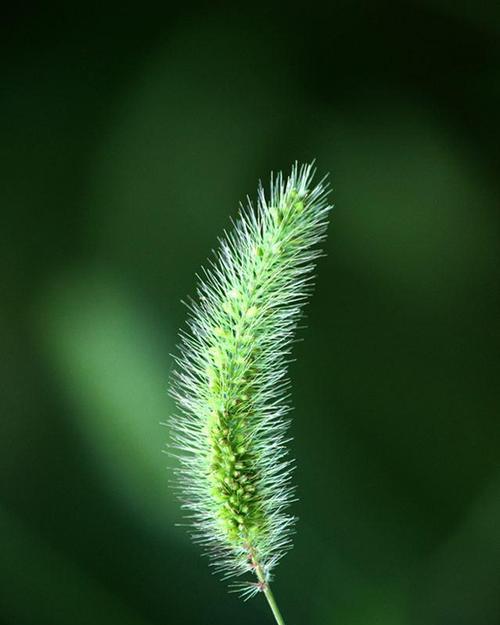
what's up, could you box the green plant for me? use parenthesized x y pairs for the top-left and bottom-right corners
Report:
(169, 162), (331, 624)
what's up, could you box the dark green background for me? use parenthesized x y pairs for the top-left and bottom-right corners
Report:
(1, 3), (499, 624)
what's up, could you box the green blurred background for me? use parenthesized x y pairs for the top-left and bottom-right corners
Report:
(1, 2), (500, 624)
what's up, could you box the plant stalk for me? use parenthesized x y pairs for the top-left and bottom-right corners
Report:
(262, 584), (286, 625)
(255, 565), (286, 625)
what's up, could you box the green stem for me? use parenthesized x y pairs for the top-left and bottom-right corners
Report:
(262, 584), (286, 625)
(255, 565), (286, 625)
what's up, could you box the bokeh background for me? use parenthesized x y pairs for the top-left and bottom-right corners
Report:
(1, 2), (500, 624)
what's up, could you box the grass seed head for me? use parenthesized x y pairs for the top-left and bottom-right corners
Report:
(169, 162), (331, 594)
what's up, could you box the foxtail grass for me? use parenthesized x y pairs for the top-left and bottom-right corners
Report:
(169, 162), (331, 624)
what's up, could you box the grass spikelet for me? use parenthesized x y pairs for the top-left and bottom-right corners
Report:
(169, 162), (331, 623)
